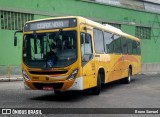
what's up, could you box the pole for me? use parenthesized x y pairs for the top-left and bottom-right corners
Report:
(8, 65), (10, 81)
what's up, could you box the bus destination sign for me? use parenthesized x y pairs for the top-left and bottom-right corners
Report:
(24, 18), (77, 31)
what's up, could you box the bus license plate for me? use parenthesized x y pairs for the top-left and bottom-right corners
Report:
(43, 86), (53, 90)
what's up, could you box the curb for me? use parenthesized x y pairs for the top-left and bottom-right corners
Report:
(0, 77), (23, 82)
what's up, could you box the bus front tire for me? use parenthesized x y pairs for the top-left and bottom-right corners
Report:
(92, 74), (101, 95)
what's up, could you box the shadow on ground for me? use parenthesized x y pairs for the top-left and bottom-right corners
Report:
(29, 77), (139, 102)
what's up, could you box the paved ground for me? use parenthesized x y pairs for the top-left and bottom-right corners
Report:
(0, 74), (160, 117)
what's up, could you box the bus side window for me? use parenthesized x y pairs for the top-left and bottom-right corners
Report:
(132, 41), (141, 55)
(127, 39), (133, 54)
(81, 33), (93, 62)
(121, 38), (128, 54)
(93, 29), (104, 54)
(113, 35), (121, 54)
(104, 31), (113, 53)
(132, 41), (137, 55)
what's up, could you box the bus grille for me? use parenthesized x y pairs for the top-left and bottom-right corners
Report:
(29, 70), (68, 75)
(33, 83), (64, 89)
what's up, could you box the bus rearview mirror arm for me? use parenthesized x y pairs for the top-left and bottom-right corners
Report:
(14, 30), (23, 46)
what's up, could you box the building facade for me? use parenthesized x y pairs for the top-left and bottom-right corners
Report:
(0, 0), (160, 74)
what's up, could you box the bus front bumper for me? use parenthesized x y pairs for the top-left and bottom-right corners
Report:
(24, 76), (83, 91)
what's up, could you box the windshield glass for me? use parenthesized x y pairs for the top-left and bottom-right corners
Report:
(23, 30), (77, 68)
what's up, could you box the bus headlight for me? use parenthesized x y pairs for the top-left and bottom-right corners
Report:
(22, 71), (30, 81)
(67, 69), (78, 80)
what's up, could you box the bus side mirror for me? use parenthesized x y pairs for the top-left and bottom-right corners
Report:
(14, 36), (17, 46)
(14, 30), (23, 46)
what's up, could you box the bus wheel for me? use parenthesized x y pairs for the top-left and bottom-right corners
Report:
(92, 74), (101, 95)
(123, 68), (132, 84)
(54, 90), (61, 94)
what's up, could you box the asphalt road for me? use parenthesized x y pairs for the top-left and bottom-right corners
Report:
(0, 74), (160, 117)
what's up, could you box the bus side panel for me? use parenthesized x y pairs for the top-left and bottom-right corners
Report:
(82, 60), (96, 89)
(131, 55), (141, 75)
(94, 54), (112, 83)
(122, 55), (131, 78)
(104, 54), (113, 83)
(109, 54), (129, 82)
(120, 55), (130, 79)
(109, 54), (140, 82)
(137, 56), (141, 74)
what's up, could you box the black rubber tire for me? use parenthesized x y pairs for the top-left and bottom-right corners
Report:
(54, 90), (61, 94)
(92, 74), (101, 95)
(122, 68), (132, 84)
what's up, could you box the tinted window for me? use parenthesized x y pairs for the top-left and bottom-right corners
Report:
(93, 29), (104, 53)
(113, 35), (121, 54)
(121, 38), (128, 54)
(127, 39), (133, 54)
(133, 41), (137, 55)
(133, 41), (141, 55)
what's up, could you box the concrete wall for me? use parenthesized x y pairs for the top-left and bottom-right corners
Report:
(0, 66), (21, 75)
(141, 63), (160, 74)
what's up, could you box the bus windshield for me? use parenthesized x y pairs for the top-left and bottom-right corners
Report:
(23, 30), (77, 68)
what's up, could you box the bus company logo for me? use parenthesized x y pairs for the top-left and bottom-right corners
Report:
(2, 109), (11, 114)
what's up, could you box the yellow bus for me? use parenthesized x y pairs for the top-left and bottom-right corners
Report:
(14, 16), (141, 95)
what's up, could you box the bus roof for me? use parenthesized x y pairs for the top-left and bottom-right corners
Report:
(26, 16), (140, 42)
(81, 17), (140, 42)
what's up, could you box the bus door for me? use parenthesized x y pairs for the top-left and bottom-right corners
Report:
(80, 25), (96, 89)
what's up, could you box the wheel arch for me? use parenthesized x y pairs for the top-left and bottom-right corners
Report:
(129, 65), (132, 75)
(98, 67), (105, 84)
